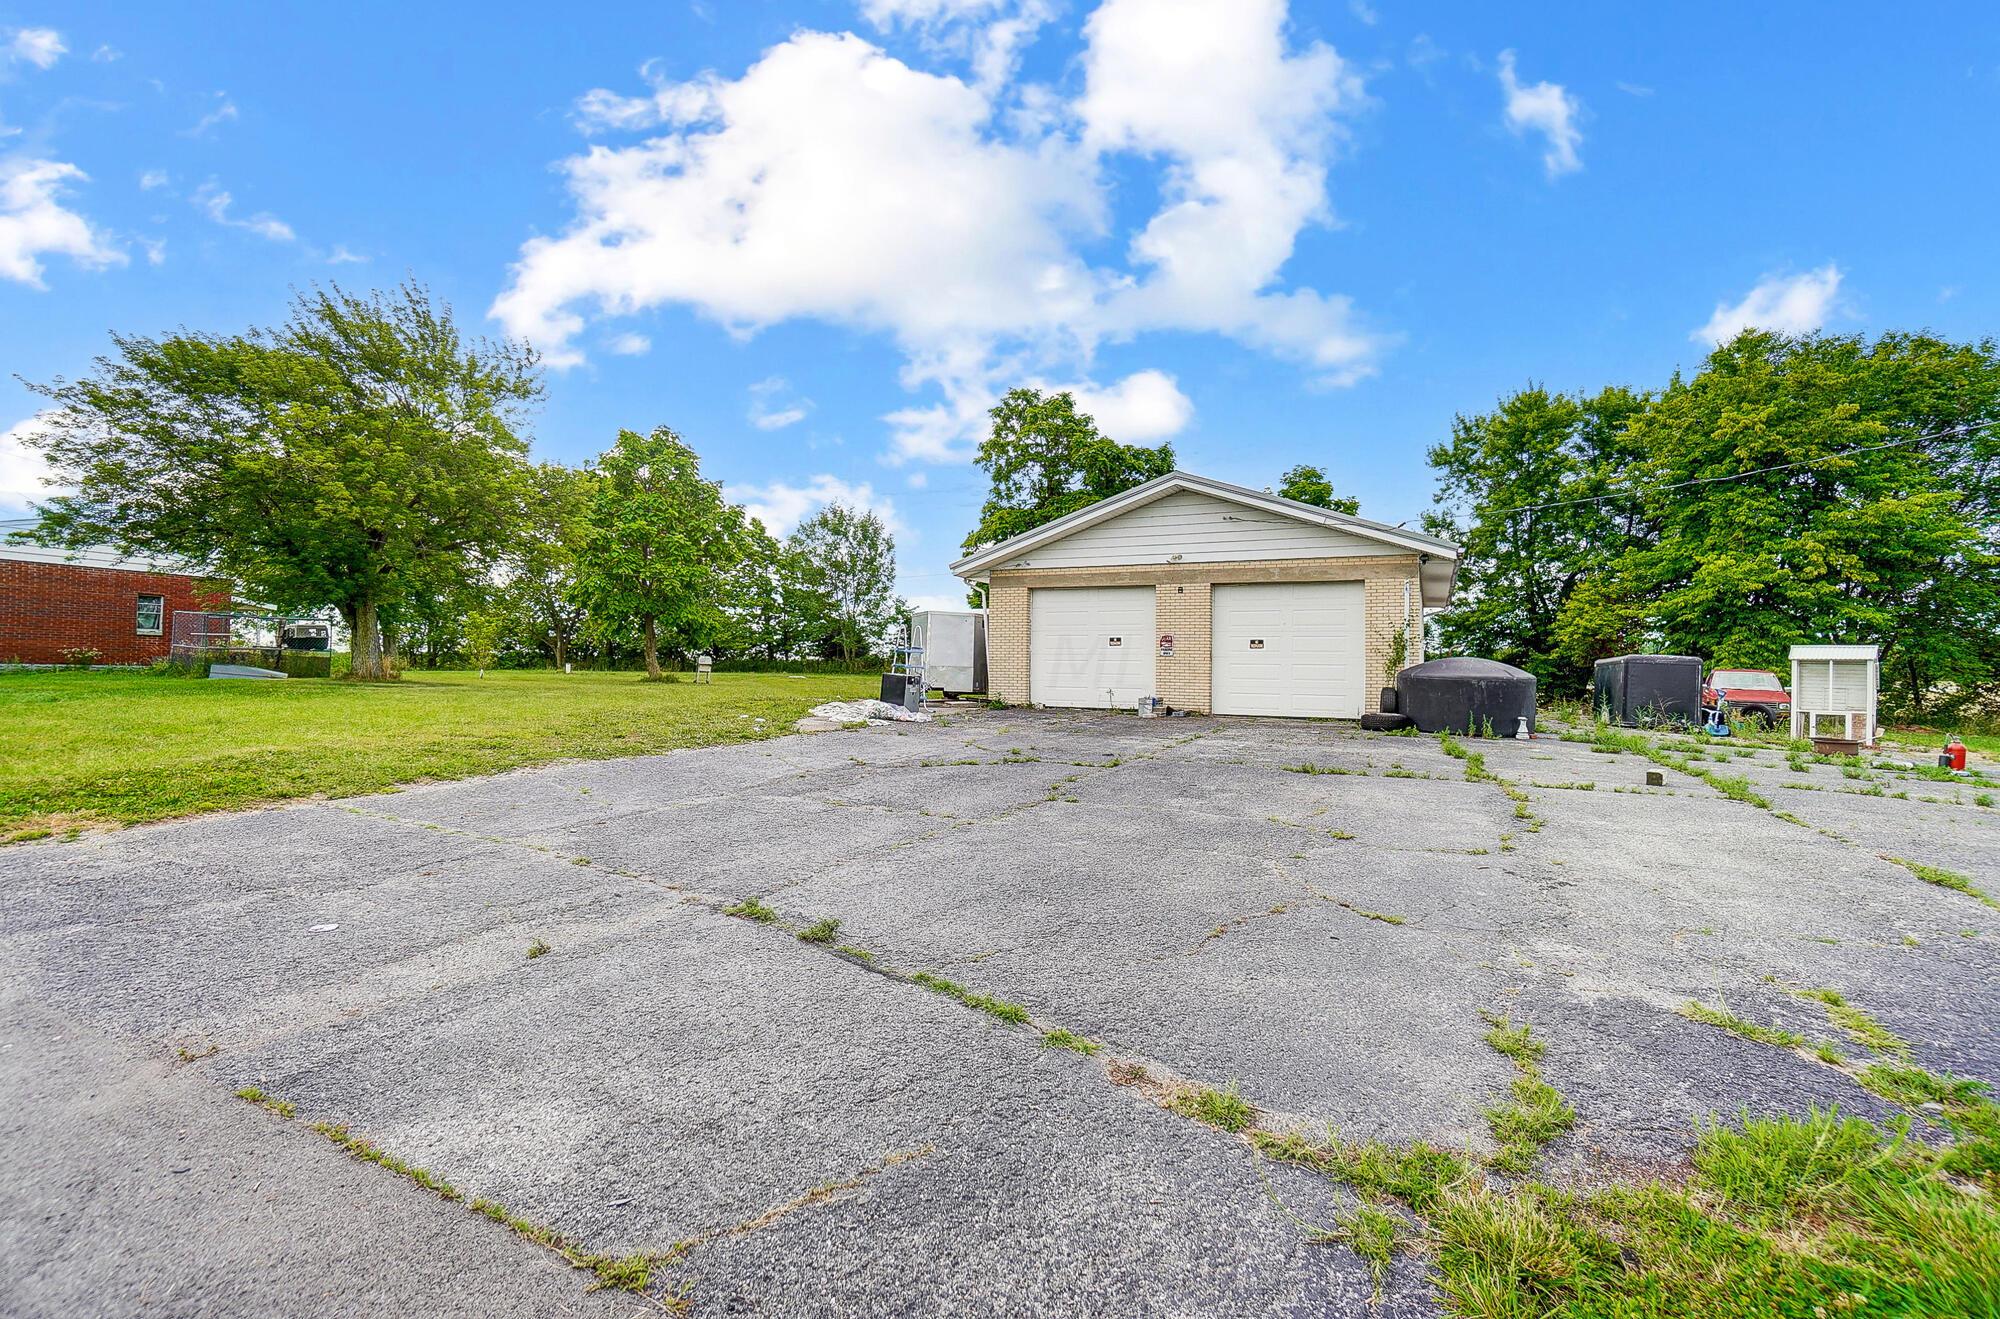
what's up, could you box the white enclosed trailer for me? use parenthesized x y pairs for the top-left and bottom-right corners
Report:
(1789, 643), (1880, 746)
(908, 609), (988, 697)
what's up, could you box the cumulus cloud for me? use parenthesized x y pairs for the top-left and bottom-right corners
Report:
(1045, 369), (1192, 442)
(748, 376), (813, 430)
(494, 1), (1383, 464)
(606, 330), (651, 355)
(1498, 49), (1583, 178)
(192, 181), (294, 242)
(1693, 265), (1843, 346)
(0, 159), (126, 287)
(7, 27), (65, 70)
(861, 0), (1057, 92)
(726, 473), (903, 538)
(0, 412), (59, 512)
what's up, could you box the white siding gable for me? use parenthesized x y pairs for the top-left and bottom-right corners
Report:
(998, 489), (1392, 570)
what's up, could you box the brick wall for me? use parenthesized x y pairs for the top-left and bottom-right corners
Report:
(0, 559), (221, 665)
(983, 555), (1424, 713)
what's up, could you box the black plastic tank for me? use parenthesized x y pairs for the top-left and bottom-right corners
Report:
(1592, 654), (1702, 727)
(1395, 658), (1537, 735)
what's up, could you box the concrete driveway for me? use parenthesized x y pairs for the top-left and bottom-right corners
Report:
(4, 711), (1996, 1317)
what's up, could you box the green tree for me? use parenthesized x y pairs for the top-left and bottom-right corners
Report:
(462, 608), (505, 676)
(23, 283), (539, 680)
(1276, 463), (1360, 515)
(1554, 331), (2000, 715)
(788, 503), (899, 666)
(505, 462), (590, 668)
(961, 388), (1176, 553)
(1426, 384), (1648, 689)
(573, 427), (748, 680)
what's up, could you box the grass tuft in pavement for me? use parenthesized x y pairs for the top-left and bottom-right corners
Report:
(1677, 1001), (1806, 1051)
(1886, 855), (1999, 908)
(233, 1086), (295, 1119)
(908, 971), (1032, 1024)
(1040, 1027), (1102, 1055)
(1479, 1014), (1575, 1174)
(795, 916), (842, 944)
(1166, 1080), (1257, 1133)
(723, 897), (780, 924)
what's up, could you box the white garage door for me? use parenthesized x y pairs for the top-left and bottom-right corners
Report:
(1211, 582), (1365, 718)
(1030, 587), (1156, 709)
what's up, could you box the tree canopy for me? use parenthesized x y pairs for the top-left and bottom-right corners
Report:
(788, 503), (900, 664)
(1428, 331), (2000, 714)
(572, 426), (752, 680)
(1276, 463), (1360, 515)
(961, 387), (1176, 553)
(23, 282), (540, 678)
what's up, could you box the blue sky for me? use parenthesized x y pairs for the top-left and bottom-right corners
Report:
(3, 2), (1997, 608)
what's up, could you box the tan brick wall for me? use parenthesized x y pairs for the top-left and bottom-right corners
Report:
(1154, 581), (1211, 711)
(981, 555), (1424, 714)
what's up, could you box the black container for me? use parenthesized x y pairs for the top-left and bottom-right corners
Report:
(1395, 657), (1537, 735)
(879, 672), (923, 711)
(1592, 654), (1702, 727)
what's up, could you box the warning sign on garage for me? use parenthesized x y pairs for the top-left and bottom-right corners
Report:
(1158, 633), (1175, 657)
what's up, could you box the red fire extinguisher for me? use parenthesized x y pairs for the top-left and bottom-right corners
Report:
(1946, 737), (1968, 772)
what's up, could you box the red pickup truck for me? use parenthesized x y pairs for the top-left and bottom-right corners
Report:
(1704, 668), (1792, 726)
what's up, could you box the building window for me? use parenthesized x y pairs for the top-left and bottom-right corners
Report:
(136, 594), (165, 636)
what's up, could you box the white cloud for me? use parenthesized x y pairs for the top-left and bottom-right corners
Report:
(325, 244), (368, 264)
(1498, 49), (1583, 178)
(748, 376), (812, 430)
(7, 27), (65, 70)
(187, 95), (239, 137)
(192, 181), (294, 242)
(606, 330), (651, 355)
(1693, 264), (1843, 346)
(0, 159), (126, 287)
(494, 1), (1384, 464)
(1046, 368), (1192, 441)
(0, 412), (60, 512)
(861, 0), (1056, 92)
(726, 473), (904, 538)
(91, 44), (121, 63)
(138, 168), (169, 191)
(1347, 1), (1379, 25)
(140, 236), (165, 266)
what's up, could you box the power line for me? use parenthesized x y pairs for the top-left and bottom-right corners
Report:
(1487, 420), (1994, 516)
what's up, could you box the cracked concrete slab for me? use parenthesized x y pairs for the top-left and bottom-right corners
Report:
(2, 708), (1995, 1318)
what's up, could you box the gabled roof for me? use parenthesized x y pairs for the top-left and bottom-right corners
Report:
(950, 471), (1459, 605)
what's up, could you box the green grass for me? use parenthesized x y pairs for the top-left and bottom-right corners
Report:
(795, 916), (842, 944)
(723, 897), (780, 924)
(1253, 1129), (1473, 1213)
(0, 668), (877, 838)
(1480, 1015), (1575, 1173)
(1886, 855), (1999, 909)
(908, 971), (1032, 1024)
(1166, 1080), (1257, 1132)
(1040, 1027), (1102, 1055)
(1678, 1001), (1806, 1050)
(526, 938), (550, 960)
(1282, 762), (1359, 775)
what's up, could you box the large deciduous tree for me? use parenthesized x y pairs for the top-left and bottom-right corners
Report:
(961, 387), (1176, 553)
(573, 426), (748, 681)
(1553, 331), (2000, 714)
(23, 283), (539, 679)
(1425, 384), (1648, 690)
(788, 502), (899, 666)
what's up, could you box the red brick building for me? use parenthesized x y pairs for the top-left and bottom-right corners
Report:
(1, 519), (223, 666)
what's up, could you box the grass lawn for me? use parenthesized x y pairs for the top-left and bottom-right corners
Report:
(0, 668), (878, 840)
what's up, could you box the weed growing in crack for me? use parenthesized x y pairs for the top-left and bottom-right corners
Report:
(1886, 855), (1998, 909)
(1794, 987), (1908, 1058)
(724, 897), (779, 923)
(1678, 1001), (1806, 1050)
(1283, 762), (1359, 776)
(1251, 1129), (1473, 1213)
(234, 1086), (295, 1118)
(1480, 1014), (1575, 1174)
(1338, 1204), (1401, 1287)
(1040, 1028), (1102, 1055)
(312, 1121), (463, 1200)
(526, 938), (550, 959)
(1167, 1081), (1256, 1132)
(909, 971), (1031, 1024)
(177, 1042), (219, 1063)
(796, 917), (842, 944)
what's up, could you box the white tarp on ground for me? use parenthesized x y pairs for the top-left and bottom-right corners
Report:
(807, 699), (933, 725)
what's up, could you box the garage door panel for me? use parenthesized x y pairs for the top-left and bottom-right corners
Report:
(1030, 587), (1156, 710)
(1212, 582), (1364, 718)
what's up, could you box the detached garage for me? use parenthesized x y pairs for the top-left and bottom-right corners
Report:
(951, 472), (1458, 717)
